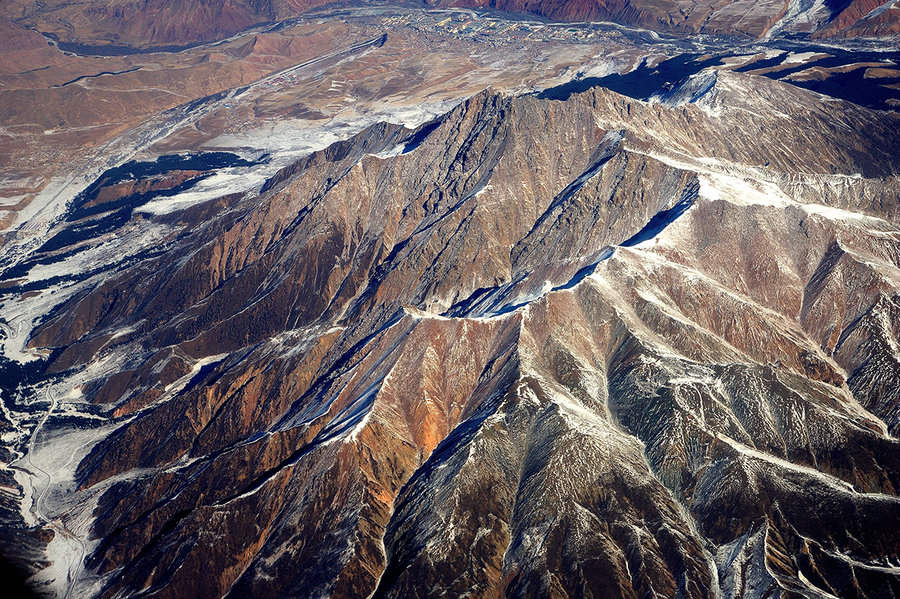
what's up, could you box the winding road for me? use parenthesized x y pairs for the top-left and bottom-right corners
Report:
(14, 388), (86, 599)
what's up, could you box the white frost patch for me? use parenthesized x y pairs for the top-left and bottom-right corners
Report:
(0, 284), (82, 363)
(763, 0), (830, 39)
(862, 0), (899, 21)
(27, 220), (170, 285)
(32, 528), (82, 598)
(376, 101), (460, 129)
(698, 172), (791, 208)
(552, 391), (609, 436)
(344, 409), (371, 443)
(11, 466), (38, 527)
(404, 306), (451, 321)
(781, 51), (828, 65)
(371, 143), (407, 160)
(16, 416), (123, 599)
(206, 119), (347, 163)
(700, 172), (889, 226)
(474, 184), (493, 198)
(204, 99), (457, 168)
(650, 69), (718, 108)
(155, 353), (228, 405)
(630, 147), (893, 230)
(7, 175), (87, 234)
(476, 279), (554, 318)
(801, 202), (885, 224)
(192, 99), (459, 205)
(137, 169), (269, 215)
(1, 211), (175, 363)
(718, 54), (770, 69)
(577, 60), (618, 79)
(716, 433), (858, 494)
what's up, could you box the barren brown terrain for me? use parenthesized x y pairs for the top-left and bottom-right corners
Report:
(1, 3), (900, 599)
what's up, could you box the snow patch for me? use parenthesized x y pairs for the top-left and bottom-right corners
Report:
(370, 143), (407, 160)
(137, 168), (269, 215)
(781, 51), (827, 65)
(650, 69), (718, 107)
(344, 409), (371, 443)
(862, 0), (899, 21)
(157, 354), (228, 403)
(698, 172), (791, 208)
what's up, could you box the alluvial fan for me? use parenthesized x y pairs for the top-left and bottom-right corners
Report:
(2, 38), (900, 599)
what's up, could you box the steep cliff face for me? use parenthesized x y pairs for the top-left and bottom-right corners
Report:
(8, 66), (900, 598)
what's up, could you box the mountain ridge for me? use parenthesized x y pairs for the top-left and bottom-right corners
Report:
(3, 69), (899, 597)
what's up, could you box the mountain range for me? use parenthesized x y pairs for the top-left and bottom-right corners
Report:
(1, 1), (900, 598)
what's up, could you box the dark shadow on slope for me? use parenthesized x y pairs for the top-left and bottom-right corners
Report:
(822, 0), (854, 22)
(536, 54), (708, 101)
(621, 181), (699, 247)
(400, 120), (442, 154)
(552, 247), (615, 291)
(520, 131), (623, 242)
(0, 554), (41, 599)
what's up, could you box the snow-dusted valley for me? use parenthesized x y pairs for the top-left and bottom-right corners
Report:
(2, 2), (900, 598)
